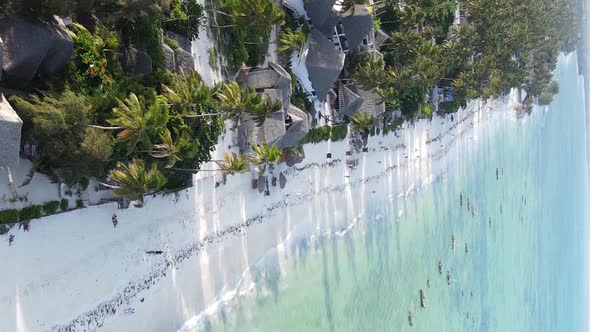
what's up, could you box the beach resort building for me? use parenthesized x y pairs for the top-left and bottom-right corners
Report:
(290, 0), (389, 123)
(235, 62), (310, 155)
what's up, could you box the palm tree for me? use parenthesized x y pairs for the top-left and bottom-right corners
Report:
(277, 28), (306, 55)
(210, 0), (284, 30)
(249, 96), (282, 127)
(171, 152), (249, 175)
(93, 93), (169, 156)
(151, 129), (187, 169)
(109, 158), (167, 206)
(351, 112), (376, 135)
(214, 152), (249, 175)
(249, 142), (281, 165)
(215, 81), (262, 124)
(161, 70), (223, 118)
(248, 142), (281, 176)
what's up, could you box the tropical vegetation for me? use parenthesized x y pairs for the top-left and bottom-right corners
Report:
(352, 0), (579, 117)
(109, 158), (167, 206)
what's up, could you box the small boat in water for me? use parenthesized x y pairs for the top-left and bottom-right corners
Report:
(408, 311), (414, 326)
(420, 289), (426, 308)
(438, 260), (443, 274)
(452, 235), (456, 250)
(447, 271), (452, 285)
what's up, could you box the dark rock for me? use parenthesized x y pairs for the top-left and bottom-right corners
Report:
(75, 12), (97, 33)
(162, 42), (176, 73)
(164, 30), (191, 52)
(285, 146), (305, 167)
(121, 48), (152, 75)
(174, 47), (194, 75)
(0, 15), (73, 84)
(279, 172), (287, 189)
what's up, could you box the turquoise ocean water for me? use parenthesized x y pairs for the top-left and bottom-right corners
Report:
(198, 54), (588, 331)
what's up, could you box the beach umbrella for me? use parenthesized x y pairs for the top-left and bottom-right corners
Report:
(279, 172), (287, 189)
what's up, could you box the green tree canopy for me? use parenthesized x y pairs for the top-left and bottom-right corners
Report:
(10, 91), (114, 184)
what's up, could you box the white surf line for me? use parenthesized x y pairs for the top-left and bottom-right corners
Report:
(48, 107), (483, 332)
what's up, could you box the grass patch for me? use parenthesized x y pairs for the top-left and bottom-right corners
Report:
(299, 125), (348, 144)
(208, 48), (219, 71)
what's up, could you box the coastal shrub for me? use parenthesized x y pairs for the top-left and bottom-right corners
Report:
(76, 200), (85, 209)
(120, 17), (166, 71)
(60, 199), (69, 211)
(19, 205), (42, 221)
(9, 91), (114, 185)
(208, 48), (219, 70)
(0, 209), (20, 224)
(422, 104), (433, 118)
(67, 24), (115, 94)
(42, 201), (61, 215)
(163, 35), (179, 51)
(299, 125), (348, 144)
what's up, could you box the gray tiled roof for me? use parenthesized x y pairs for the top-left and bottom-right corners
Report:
(355, 85), (386, 118)
(341, 5), (373, 51)
(236, 62), (309, 152)
(237, 62), (292, 112)
(262, 88), (290, 113)
(305, 29), (345, 102)
(338, 83), (363, 116)
(238, 111), (286, 155)
(277, 105), (310, 149)
(0, 94), (22, 169)
(304, 0), (338, 35)
(240, 62), (291, 92)
(339, 84), (386, 118)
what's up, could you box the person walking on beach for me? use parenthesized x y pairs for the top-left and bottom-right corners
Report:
(8, 234), (14, 246)
(23, 222), (30, 232)
(112, 214), (118, 228)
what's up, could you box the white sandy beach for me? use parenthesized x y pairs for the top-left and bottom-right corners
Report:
(0, 90), (522, 332)
(0, 3), (526, 328)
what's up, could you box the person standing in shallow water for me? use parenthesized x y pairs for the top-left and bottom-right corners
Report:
(8, 234), (14, 246)
(112, 214), (118, 228)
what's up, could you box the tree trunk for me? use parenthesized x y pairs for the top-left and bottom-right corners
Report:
(242, 41), (278, 45)
(171, 167), (223, 172)
(89, 125), (125, 130)
(98, 182), (121, 189)
(205, 9), (234, 18)
(183, 112), (224, 118)
(211, 24), (237, 28)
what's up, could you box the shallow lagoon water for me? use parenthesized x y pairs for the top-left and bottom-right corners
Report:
(192, 54), (588, 332)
